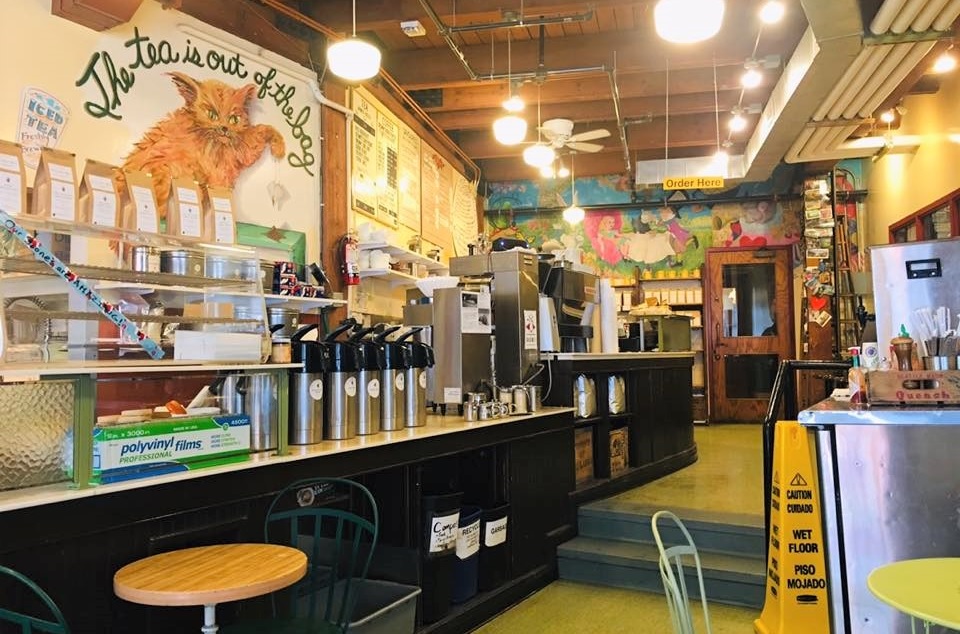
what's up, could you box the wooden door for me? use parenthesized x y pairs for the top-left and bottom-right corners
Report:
(705, 247), (794, 423)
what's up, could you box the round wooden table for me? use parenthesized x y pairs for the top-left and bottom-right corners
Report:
(114, 543), (307, 634)
(867, 557), (960, 634)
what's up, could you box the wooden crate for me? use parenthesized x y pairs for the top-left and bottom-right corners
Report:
(867, 370), (960, 405)
(574, 428), (594, 485)
(609, 428), (629, 477)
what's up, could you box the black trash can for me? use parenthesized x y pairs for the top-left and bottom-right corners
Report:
(478, 504), (510, 591)
(451, 505), (482, 604)
(420, 492), (462, 623)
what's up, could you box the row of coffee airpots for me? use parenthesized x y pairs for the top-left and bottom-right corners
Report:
(288, 318), (435, 443)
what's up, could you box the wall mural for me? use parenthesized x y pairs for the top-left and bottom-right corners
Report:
(486, 199), (801, 279)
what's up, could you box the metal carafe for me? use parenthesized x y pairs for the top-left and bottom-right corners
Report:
(397, 327), (435, 428)
(323, 319), (361, 440)
(209, 372), (278, 451)
(350, 325), (385, 436)
(289, 324), (330, 445)
(375, 325), (410, 431)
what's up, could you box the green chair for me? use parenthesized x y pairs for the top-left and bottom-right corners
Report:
(223, 477), (380, 634)
(0, 565), (70, 633)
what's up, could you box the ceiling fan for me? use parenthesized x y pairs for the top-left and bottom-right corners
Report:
(538, 118), (610, 153)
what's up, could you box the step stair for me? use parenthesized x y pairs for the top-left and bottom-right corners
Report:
(558, 500), (767, 609)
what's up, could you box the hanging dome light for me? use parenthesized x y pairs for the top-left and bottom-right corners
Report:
(493, 115), (528, 145)
(327, 0), (381, 82)
(655, 0), (725, 44)
(327, 39), (382, 81)
(523, 144), (556, 168)
(759, 0), (785, 24)
(933, 50), (957, 73)
(503, 95), (525, 112)
(741, 61), (763, 88)
(563, 205), (585, 224)
(728, 110), (747, 132)
(540, 164), (557, 178)
(557, 164), (571, 178)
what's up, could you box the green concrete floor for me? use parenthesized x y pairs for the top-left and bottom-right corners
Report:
(475, 425), (763, 632)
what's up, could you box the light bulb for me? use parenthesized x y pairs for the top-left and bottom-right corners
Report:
(563, 205), (585, 224)
(540, 165), (557, 178)
(933, 51), (957, 73)
(741, 68), (762, 89)
(503, 95), (525, 112)
(729, 113), (747, 132)
(759, 0), (785, 24)
(327, 38), (381, 81)
(523, 144), (556, 168)
(654, 0), (725, 44)
(714, 149), (729, 163)
(879, 110), (895, 124)
(557, 165), (571, 178)
(493, 115), (527, 145)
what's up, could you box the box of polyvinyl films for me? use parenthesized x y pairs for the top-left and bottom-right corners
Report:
(92, 414), (251, 484)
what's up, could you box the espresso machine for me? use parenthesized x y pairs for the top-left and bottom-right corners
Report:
(538, 259), (598, 353)
(450, 251), (540, 386)
(404, 286), (493, 412)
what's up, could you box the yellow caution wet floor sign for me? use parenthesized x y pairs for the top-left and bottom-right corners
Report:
(754, 421), (831, 634)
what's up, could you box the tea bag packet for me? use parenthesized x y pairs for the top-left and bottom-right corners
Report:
(0, 141), (26, 216)
(204, 186), (236, 244)
(78, 159), (121, 228)
(166, 177), (206, 240)
(121, 170), (160, 234)
(32, 148), (78, 221)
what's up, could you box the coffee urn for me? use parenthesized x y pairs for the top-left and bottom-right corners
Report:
(375, 325), (410, 431)
(323, 319), (361, 440)
(397, 327), (434, 427)
(289, 324), (330, 445)
(350, 325), (385, 436)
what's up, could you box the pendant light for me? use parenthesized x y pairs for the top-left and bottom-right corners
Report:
(493, 32), (527, 145)
(655, 0), (725, 44)
(326, 0), (381, 82)
(563, 156), (584, 224)
(523, 84), (556, 168)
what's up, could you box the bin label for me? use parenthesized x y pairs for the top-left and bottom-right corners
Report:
(484, 516), (508, 547)
(429, 511), (459, 554)
(457, 519), (481, 559)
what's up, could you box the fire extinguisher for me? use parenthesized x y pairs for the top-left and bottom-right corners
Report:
(338, 231), (360, 286)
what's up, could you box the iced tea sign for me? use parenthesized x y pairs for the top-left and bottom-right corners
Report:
(17, 87), (69, 169)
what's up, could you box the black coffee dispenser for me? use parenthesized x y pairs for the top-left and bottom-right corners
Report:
(289, 324), (331, 445)
(396, 327), (435, 427)
(375, 325), (411, 432)
(324, 319), (361, 440)
(350, 325), (386, 436)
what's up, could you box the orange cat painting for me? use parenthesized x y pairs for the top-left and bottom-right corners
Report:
(122, 71), (285, 214)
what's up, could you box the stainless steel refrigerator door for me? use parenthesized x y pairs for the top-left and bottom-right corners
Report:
(827, 422), (960, 633)
(870, 237), (960, 346)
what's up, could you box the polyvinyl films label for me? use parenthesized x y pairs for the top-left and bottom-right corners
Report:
(484, 516), (508, 547)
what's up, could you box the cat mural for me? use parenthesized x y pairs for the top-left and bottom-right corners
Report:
(121, 71), (286, 216)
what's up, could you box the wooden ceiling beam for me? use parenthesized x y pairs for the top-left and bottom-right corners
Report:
(304, 0), (643, 35)
(428, 64), (753, 111)
(430, 88), (759, 130)
(479, 143), (744, 181)
(458, 111), (744, 158)
(383, 6), (804, 89)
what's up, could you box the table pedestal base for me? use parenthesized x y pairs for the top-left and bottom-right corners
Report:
(202, 604), (218, 634)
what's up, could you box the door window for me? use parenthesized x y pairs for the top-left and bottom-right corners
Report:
(721, 263), (777, 337)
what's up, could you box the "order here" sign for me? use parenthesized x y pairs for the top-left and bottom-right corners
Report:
(662, 176), (725, 190)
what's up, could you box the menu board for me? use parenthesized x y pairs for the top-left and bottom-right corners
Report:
(420, 142), (453, 250)
(376, 111), (399, 227)
(398, 122), (421, 230)
(351, 92), (378, 218)
(450, 171), (478, 256)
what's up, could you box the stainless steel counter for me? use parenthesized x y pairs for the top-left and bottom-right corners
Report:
(800, 399), (960, 633)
